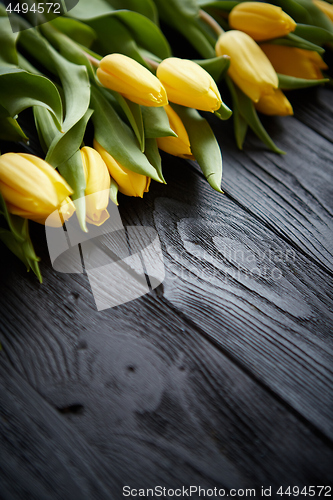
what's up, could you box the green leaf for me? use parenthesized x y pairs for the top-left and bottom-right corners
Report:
(89, 16), (147, 65)
(46, 109), (94, 168)
(68, 1), (171, 60)
(171, 104), (223, 192)
(271, 0), (313, 24)
(0, 67), (63, 129)
(110, 178), (119, 205)
(178, 20), (217, 58)
(34, 104), (94, 169)
(48, 17), (97, 47)
(0, 191), (24, 241)
(122, 97), (145, 153)
(153, 0), (216, 58)
(91, 86), (162, 181)
(278, 73), (328, 89)
(194, 55), (230, 83)
(98, 87), (144, 147)
(0, 116), (28, 143)
(48, 48), (90, 134)
(197, 0), (239, 11)
(141, 106), (176, 139)
(226, 76), (248, 149)
(111, 10), (171, 60)
(226, 77), (285, 154)
(40, 23), (95, 80)
(234, 112), (248, 150)
(154, 0), (199, 18)
(19, 28), (91, 133)
(17, 53), (43, 75)
(294, 23), (333, 45)
(145, 138), (165, 183)
(0, 193), (42, 282)
(33, 106), (57, 154)
(294, 0), (333, 32)
(0, 225), (42, 282)
(0, 15), (19, 66)
(106, 91), (145, 152)
(105, 0), (158, 24)
(67, 0), (114, 19)
(57, 150), (87, 232)
(268, 32), (325, 54)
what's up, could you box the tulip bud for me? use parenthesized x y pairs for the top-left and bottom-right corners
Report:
(260, 44), (328, 80)
(80, 146), (110, 226)
(156, 105), (193, 158)
(0, 153), (75, 226)
(215, 30), (278, 102)
(93, 140), (151, 198)
(255, 89), (293, 116)
(313, 0), (333, 22)
(229, 2), (296, 42)
(156, 57), (222, 112)
(97, 53), (168, 107)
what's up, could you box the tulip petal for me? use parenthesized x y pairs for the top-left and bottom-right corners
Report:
(94, 140), (151, 198)
(97, 53), (168, 107)
(156, 57), (222, 112)
(216, 30), (278, 102)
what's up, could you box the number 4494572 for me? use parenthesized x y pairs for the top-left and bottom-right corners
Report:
(6, 3), (61, 14)
(277, 486), (331, 496)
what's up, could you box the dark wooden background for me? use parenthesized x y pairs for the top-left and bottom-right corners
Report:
(0, 85), (333, 499)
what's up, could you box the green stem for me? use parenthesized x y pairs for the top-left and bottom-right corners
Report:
(199, 9), (224, 37)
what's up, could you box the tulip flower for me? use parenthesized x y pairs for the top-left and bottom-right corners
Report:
(156, 105), (193, 158)
(313, 0), (333, 22)
(260, 45), (328, 79)
(228, 2), (296, 42)
(93, 140), (151, 198)
(0, 152), (75, 226)
(215, 30), (278, 102)
(156, 57), (222, 112)
(80, 146), (110, 226)
(255, 89), (293, 116)
(97, 53), (168, 107)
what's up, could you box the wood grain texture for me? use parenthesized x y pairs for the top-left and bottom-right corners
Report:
(120, 159), (333, 440)
(291, 87), (333, 144)
(1, 88), (333, 498)
(205, 104), (333, 273)
(1, 248), (332, 498)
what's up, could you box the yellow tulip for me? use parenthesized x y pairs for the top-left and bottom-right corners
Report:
(156, 105), (193, 158)
(97, 53), (168, 107)
(313, 0), (333, 22)
(215, 30), (278, 102)
(93, 140), (151, 198)
(156, 57), (222, 112)
(229, 2), (296, 41)
(255, 89), (293, 116)
(260, 44), (328, 79)
(80, 146), (110, 226)
(0, 152), (75, 226)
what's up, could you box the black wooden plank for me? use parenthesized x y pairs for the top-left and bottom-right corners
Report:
(291, 87), (333, 144)
(0, 80), (332, 500)
(204, 105), (333, 273)
(1, 253), (332, 498)
(117, 157), (333, 441)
